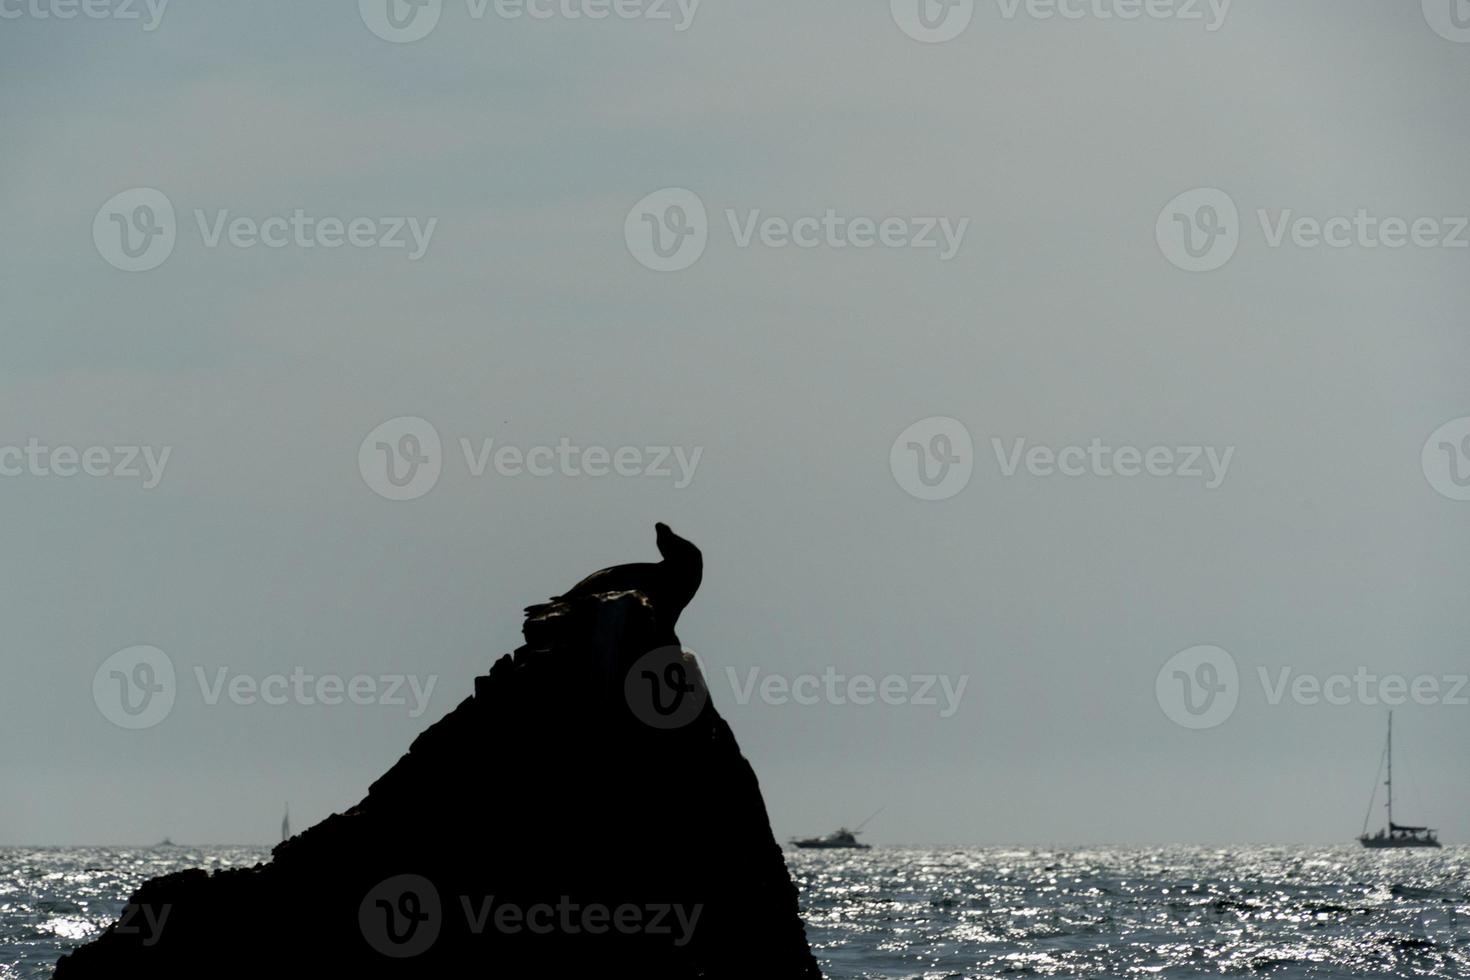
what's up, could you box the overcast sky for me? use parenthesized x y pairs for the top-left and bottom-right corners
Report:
(2, 0), (1468, 846)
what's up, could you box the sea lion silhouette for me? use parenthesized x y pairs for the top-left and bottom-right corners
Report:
(524, 523), (703, 633)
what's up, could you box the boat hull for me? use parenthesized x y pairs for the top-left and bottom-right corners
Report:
(1359, 837), (1441, 849)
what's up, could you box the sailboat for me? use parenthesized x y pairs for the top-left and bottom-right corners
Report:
(281, 804), (290, 843)
(1358, 712), (1440, 849)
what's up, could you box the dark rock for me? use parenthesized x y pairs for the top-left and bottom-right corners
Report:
(56, 584), (822, 978)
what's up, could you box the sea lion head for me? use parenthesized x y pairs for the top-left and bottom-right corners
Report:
(655, 522), (701, 566)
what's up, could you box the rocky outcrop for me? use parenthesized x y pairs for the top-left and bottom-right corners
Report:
(55, 588), (822, 979)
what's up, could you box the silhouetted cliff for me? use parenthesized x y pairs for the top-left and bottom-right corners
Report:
(56, 589), (822, 979)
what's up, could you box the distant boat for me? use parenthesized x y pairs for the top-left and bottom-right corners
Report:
(791, 807), (882, 850)
(152, 838), (177, 849)
(790, 828), (871, 849)
(281, 804), (290, 843)
(1359, 712), (1440, 849)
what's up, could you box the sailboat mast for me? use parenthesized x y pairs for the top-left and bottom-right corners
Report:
(1385, 712), (1393, 829)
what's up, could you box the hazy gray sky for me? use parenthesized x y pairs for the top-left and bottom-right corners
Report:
(2, 0), (1468, 846)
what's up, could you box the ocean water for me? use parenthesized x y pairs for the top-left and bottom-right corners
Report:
(0, 846), (267, 980)
(2, 845), (1466, 978)
(793, 846), (1470, 979)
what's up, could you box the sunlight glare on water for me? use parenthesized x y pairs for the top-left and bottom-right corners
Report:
(3, 844), (1466, 979)
(789, 845), (1470, 979)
